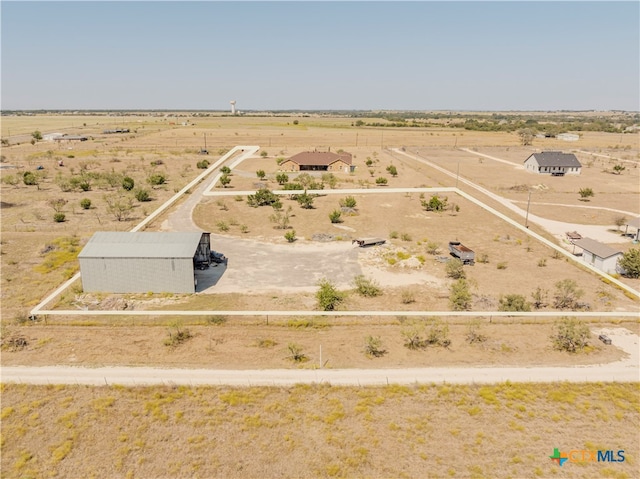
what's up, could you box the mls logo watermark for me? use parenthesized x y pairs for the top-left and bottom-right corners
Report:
(550, 448), (625, 466)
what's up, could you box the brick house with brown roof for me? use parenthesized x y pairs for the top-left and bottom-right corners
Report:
(279, 151), (353, 172)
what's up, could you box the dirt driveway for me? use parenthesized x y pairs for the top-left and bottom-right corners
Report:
(195, 238), (362, 293)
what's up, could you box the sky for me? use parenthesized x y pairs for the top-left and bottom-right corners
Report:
(1, 1), (639, 111)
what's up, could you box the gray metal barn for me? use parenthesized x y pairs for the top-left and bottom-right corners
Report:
(78, 232), (211, 293)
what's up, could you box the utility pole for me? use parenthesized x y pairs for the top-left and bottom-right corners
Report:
(456, 160), (460, 188)
(525, 191), (532, 228)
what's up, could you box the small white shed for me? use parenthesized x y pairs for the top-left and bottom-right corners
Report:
(573, 238), (622, 274)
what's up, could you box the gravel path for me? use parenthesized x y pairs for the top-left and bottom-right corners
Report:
(2, 328), (637, 386)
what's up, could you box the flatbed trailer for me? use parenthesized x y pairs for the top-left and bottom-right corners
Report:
(449, 241), (475, 264)
(352, 238), (386, 247)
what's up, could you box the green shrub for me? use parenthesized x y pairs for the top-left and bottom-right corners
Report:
(329, 210), (342, 223)
(196, 160), (210, 169)
(339, 196), (357, 208)
(284, 230), (297, 243)
(80, 198), (92, 210)
(53, 212), (66, 223)
(446, 258), (466, 279)
(134, 188), (151, 202)
(353, 275), (382, 297)
(316, 278), (345, 311)
(498, 294), (531, 312)
(375, 177), (388, 185)
(148, 173), (166, 186)
(122, 176), (135, 191)
(364, 336), (387, 358)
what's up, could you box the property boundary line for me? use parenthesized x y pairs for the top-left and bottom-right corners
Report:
(29, 145), (640, 319)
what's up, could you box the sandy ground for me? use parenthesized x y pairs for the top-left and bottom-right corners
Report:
(2, 327), (637, 385)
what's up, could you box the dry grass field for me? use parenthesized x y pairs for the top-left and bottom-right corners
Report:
(1, 113), (639, 478)
(1, 382), (638, 479)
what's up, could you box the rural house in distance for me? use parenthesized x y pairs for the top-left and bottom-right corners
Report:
(280, 150), (353, 172)
(524, 151), (582, 176)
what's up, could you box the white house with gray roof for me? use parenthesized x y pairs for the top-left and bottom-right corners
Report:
(572, 237), (622, 274)
(78, 231), (211, 293)
(524, 151), (582, 176)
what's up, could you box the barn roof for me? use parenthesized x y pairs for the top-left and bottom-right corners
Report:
(527, 151), (582, 168)
(286, 151), (352, 166)
(573, 237), (622, 259)
(78, 232), (204, 259)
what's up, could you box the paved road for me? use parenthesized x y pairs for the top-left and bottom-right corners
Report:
(2, 328), (637, 386)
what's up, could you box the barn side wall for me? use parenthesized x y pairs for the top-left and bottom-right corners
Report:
(80, 257), (195, 293)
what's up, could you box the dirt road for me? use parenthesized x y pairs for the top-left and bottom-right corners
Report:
(2, 328), (637, 386)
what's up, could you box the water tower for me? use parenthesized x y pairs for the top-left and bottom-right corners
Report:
(230, 100), (236, 115)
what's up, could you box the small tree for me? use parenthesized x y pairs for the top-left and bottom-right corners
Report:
(104, 193), (134, 222)
(553, 279), (584, 310)
(531, 287), (548, 309)
(614, 215), (627, 231)
(269, 206), (292, 230)
(296, 192), (314, 209)
(219, 174), (231, 188)
(422, 195), (448, 212)
(80, 198), (92, 210)
(329, 210), (342, 224)
(386, 165), (398, 177)
(316, 279), (345, 311)
(498, 294), (531, 312)
(445, 258), (466, 279)
(578, 187), (594, 201)
(364, 336), (386, 358)
(353, 275), (382, 297)
(517, 128), (534, 146)
(122, 176), (135, 191)
(48, 198), (68, 213)
(618, 248), (640, 278)
(220, 166), (231, 175)
(321, 173), (338, 189)
(276, 173), (289, 185)
(466, 319), (487, 344)
(551, 318), (590, 353)
(31, 130), (43, 141)
(247, 188), (280, 207)
(449, 278), (472, 311)
(256, 170), (266, 180)
(612, 164), (626, 175)
(402, 321), (427, 350)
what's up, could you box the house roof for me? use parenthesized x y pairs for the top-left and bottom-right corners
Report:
(78, 232), (204, 259)
(286, 151), (352, 166)
(526, 151), (582, 168)
(625, 217), (640, 229)
(573, 237), (622, 259)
